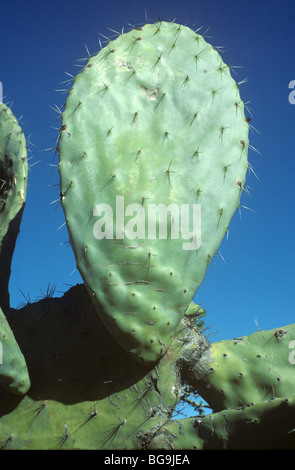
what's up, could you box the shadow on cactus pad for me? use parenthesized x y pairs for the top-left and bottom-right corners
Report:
(0, 284), (191, 449)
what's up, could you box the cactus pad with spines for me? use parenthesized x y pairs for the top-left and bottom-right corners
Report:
(148, 396), (295, 450)
(185, 323), (295, 412)
(58, 21), (249, 364)
(0, 103), (28, 311)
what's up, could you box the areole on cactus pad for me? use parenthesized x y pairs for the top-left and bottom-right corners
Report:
(58, 21), (249, 364)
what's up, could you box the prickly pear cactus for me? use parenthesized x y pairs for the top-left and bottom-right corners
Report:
(1, 19), (293, 451)
(0, 104), (28, 311)
(58, 21), (249, 365)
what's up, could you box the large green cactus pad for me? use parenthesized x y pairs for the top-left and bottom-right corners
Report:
(58, 21), (249, 364)
(0, 104), (28, 311)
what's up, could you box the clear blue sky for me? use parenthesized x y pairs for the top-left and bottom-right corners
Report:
(1, 0), (295, 342)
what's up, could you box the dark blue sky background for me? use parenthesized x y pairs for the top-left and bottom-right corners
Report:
(1, 0), (294, 342)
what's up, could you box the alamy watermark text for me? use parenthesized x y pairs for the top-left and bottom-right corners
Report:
(93, 196), (201, 251)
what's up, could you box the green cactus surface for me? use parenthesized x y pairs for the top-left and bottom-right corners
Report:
(0, 285), (196, 450)
(0, 307), (30, 396)
(0, 285), (293, 450)
(58, 21), (250, 365)
(0, 104), (28, 311)
(148, 396), (295, 450)
(184, 323), (295, 412)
